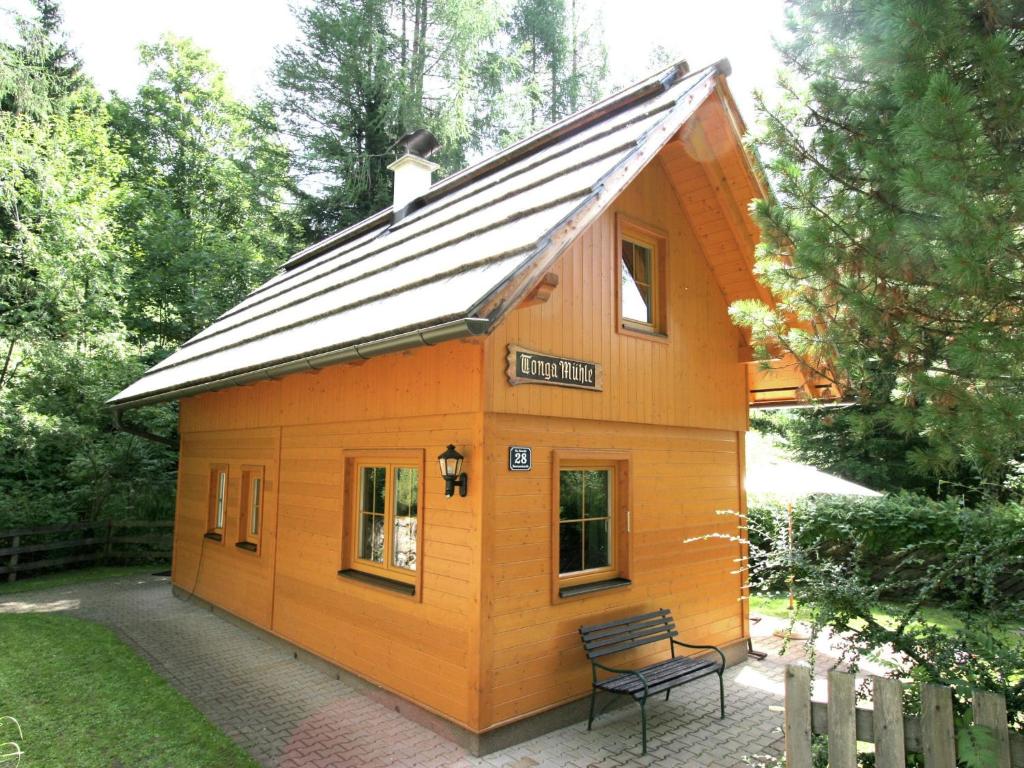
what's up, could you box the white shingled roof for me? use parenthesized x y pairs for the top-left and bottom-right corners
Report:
(109, 60), (725, 409)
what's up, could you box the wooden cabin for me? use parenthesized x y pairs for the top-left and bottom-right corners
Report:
(109, 59), (835, 752)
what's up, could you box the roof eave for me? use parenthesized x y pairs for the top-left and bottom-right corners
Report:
(107, 316), (491, 411)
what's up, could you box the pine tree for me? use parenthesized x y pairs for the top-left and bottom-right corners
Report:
(735, 0), (1024, 489)
(272, 0), (501, 238)
(501, 0), (606, 138)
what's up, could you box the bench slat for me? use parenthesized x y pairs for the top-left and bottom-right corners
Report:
(580, 612), (678, 658)
(585, 628), (678, 658)
(597, 657), (721, 697)
(582, 615), (676, 643)
(579, 608), (671, 634)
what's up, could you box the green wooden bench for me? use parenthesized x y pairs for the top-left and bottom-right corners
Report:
(578, 608), (726, 754)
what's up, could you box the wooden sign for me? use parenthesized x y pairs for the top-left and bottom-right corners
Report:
(506, 345), (603, 391)
(508, 446), (532, 471)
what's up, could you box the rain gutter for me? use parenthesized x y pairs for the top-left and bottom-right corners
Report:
(107, 316), (492, 413)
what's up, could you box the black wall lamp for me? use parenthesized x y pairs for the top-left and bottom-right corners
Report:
(438, 444), (468, 498)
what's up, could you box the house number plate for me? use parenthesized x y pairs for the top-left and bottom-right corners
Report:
(509, 446), (532, 471)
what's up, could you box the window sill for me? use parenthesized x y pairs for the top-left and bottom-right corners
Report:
(337, 568), (415, 596)
(559, 577), (632, 599)
(619, 324), (668, 343)
(235, 541), (258, 553)
(203, 532), (223, 542)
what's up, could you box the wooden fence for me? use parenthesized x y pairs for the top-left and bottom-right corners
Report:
(0, 520), (172, 583)
(785, 664), (1023, 767)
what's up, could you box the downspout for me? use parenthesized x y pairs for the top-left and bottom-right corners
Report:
(112, 407), (177, 449)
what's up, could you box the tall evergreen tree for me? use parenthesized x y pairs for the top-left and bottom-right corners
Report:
(735, 0), (1024, 489)
(273, 0), (501, 238)
(111, 35), (298, 350)
(501, 0), (606, 138)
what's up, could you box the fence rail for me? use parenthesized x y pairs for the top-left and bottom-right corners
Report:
(0, 520), (172, 582)
(784, 664), (1023, 767)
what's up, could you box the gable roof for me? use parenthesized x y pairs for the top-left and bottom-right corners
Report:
(109, 60), (727, 410)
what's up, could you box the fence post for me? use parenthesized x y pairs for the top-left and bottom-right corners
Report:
(872, 676), (907, 768)
(103, 520), (113, 564)
(7, 534), (18, 583)
(921, 683), (956, 768)
(972, 689), (1011, 768)
(785, 664), (813, 768)
(828, 670), (857, 768)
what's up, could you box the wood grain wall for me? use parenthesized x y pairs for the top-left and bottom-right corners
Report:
(172, 143), (751, 735)
(483, 157), (749, 432)
(175, 341), (488, 728)
(476, 156), (749, 730)
(477, 414), (744, 728)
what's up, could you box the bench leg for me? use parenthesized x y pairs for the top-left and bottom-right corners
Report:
(664, 689), (670, 701)
(718, 671), (725, 719)
(587, 687), (596, 731)
(639, 698), (648, 755)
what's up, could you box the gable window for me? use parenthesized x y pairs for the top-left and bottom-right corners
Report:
(237, 466), (264, 552)
(206, 465), (228, 542)
(621, 240), (655, 325)
(552, 452), (631, 600)
(617, 215), (667, 337)
(340, 453), (424, 597)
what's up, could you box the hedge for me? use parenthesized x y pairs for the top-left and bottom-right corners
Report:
(747, 492), (1024, 608)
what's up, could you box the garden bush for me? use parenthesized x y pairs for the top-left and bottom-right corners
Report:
(747, 492), (1024, 609)
(741, 492), (1024, 740)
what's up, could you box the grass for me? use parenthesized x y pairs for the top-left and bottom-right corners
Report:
(0, 612), (257, 768)
(0, 564), (166, 596)
(749, 593), (992, 635)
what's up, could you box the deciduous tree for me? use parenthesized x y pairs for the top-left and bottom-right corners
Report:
(111, 35), (298, 350)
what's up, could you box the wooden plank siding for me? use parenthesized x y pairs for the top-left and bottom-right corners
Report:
(175, 342), (488, 729)
(477, 415), (745, 728)
(483, 153), (749, 432)
(171, 125), (753, 736)
(173, 427), (280, 628)
(476, 150), (749, 730)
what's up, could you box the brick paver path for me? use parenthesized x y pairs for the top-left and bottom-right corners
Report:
(0, 574), (843, 767)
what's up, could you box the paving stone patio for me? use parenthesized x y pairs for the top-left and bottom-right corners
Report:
(0, 574), (837, 767)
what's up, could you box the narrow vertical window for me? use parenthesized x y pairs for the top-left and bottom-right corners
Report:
(392, 467), (419, 571)
(358, 466), (387, 564)
(237, 466), (264, 552)
(559, 469), (612, 575)
(206, 464), (229, 541)
(621, 240), (655, 326)
(616, 215), (667, 336)
(250, 478), (262, 536)
(552, 453), (631, 601)
(216, 472), (227, 528)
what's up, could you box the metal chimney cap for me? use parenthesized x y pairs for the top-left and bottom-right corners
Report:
(392, 128), (441, 160)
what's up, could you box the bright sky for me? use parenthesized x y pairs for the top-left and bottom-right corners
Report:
(5, 0), (789, 126)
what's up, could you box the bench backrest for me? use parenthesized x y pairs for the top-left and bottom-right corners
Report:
(578, 608), (677, 660)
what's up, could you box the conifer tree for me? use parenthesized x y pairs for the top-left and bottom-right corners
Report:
(272, 0), (501, 238)
(501, 0), (607, 138)
(735, 0), (1024, 488)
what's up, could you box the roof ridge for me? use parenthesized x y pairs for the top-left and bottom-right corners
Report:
(280, 59), (695, 273)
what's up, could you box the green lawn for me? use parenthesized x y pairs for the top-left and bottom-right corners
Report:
(0, 564), (166, 596)
(0, 612), (257, 768)
(750, 593), (971, 635)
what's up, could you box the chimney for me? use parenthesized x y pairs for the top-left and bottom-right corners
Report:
(388, 129), (440, 221)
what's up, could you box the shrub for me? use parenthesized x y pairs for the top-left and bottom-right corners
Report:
(742, 493), (1024, 736)
(748, 493), (1024, 609)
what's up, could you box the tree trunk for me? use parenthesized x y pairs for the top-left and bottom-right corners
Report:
(0, 339), (16, 391)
